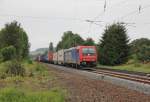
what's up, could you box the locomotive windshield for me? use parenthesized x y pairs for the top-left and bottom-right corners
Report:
(82, 48), (95, 55)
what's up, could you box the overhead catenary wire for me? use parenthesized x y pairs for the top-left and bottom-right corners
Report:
(120, 4), (150, 20)
(0, 1), (150, 30)
(93, 0), (127, 21)
(84, 0), (150, 36)
(86, 0), (128, 34)
(104, 0), (107, 12)
(90, 2), (150, 27)
(0, 13), (85, 22)
(138, 0), (142, 13)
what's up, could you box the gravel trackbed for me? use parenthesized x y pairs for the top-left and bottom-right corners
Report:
(47, 64), (150, 102)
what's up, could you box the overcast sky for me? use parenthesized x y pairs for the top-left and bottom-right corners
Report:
(0, 0), (150, 51)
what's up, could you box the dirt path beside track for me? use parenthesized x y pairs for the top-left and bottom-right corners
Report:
(47, 65), (150, 102)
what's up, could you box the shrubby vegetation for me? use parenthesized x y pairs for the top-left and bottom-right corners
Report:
(5, 60), (25, 77)
(136, 45), (150, 62)
(130, 38), (150, 63)
(0, 87), (65, 102)
(0, 61), (66, 102)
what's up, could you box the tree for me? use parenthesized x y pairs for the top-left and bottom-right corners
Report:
(49, 42), (54, 52)
(0, 21), (30, 60)
(130, 38), (150, 62)
(56, 31), (84, 50)
(84, 38), (95, 46)
(130, 38), (150, 54)
(137, 45), (150, 62)
(98, 23), (129, 65)
(20, 29), (30, 58)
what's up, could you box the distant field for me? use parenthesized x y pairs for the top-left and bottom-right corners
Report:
(0, 61), (66, 102)
(98, 63), (150, 73)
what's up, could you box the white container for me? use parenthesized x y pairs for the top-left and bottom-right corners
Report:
(57, 49), (65, 65)
(53, 52), (58, 64)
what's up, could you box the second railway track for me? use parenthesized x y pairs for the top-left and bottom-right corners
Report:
(89, 68), (150, 84)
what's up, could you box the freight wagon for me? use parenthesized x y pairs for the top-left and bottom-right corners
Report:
(53, 52), (58, 64)
(64, 47), (79, 66)
(38, 55), (49, 63)
(57, 49), (65, 65)
(48, 51), (53, 63)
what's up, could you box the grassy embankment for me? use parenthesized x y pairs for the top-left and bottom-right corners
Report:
(98, 62), (150, 73)
(0, 61), (66, 102)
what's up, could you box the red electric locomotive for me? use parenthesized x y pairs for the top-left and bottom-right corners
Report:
(64, 46), (97, 67)
(77, 46), (97, 67)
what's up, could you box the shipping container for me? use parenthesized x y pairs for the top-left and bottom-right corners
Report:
(53, 52), (58, 64)
(57, 49), (65, 65)
(48, 51), (53, 63)
(64, 47), (79, 65)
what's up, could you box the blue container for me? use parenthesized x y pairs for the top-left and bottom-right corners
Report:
(64, 47), (79, 64)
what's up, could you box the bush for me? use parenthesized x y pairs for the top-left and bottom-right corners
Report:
(136, 45), (150, 63)
(130, 38), (150, 53)
(0, 72), (7, 79)
(130, 38), (150, 63)
(27, 59), (33, 64)
(5, 60), (25, 77)
(0, 46), (16, 61)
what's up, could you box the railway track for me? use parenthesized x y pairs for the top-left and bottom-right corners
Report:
(47, 64), (150, 95)
(89, 68), (150, 84)
(46, 63), (150, 85)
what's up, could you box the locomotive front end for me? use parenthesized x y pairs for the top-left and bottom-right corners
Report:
(79, 46), (97, 67)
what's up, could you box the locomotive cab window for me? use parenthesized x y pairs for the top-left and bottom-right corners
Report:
(82, 48), (95, 56)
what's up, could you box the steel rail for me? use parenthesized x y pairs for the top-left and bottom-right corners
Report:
(91, 69), (150, 84)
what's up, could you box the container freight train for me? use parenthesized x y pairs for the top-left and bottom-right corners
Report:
(48, 46), (97, 68)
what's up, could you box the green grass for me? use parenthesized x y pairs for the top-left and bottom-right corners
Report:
(98, 63), (150, 73)
(0, 61), (66, 102)
(0, 87), (65, 102)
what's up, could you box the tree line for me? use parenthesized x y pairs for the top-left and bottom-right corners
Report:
(56, 31), (95, 51)
(50, 23), (150, 66)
